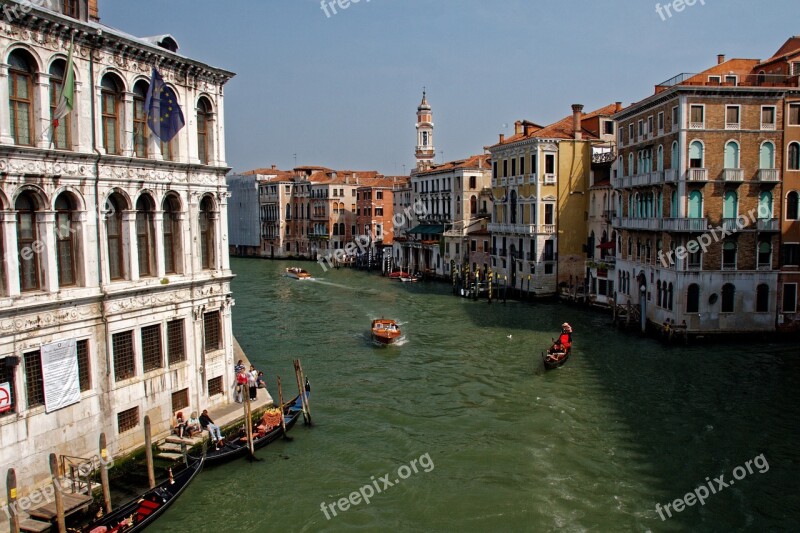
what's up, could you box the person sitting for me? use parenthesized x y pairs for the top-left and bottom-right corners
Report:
(186, 412), (202, 437)
(199, 409), (224, 448)
(256, 371), (266, 389)
(173, 412), (188, 439)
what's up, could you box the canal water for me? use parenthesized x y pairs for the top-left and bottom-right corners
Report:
(156, 258), (800, 532)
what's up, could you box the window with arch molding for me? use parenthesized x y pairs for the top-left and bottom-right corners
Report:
(9, 50), (35, 146)
(200, 197), (216, 270)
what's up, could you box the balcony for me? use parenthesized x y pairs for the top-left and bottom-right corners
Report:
(631, 173), (650, 187)
(664, 169), (678, 183)
(758, 169), (780, 182)
(689, 121), (704, 130)
(542, 174), (556, 185)
(756, 218), (780, 231)
(725, 122), (740, 130)
(487, 223), (537, 236)
(650, 170), (664, 185)
(613, 217), (661, 231)
(686, 168), (708, 182)
(721, 218), (739, 232)
(611, 177), (624, 189)
(761, 122), (777, 131)
(662, 217), (709, 232)
(541, 224), (556, 234)
(721, 169), (744, 183)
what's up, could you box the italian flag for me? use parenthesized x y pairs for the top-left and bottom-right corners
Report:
(52, 37), (75, 130)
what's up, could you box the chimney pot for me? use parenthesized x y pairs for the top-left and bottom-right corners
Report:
(615, 102), (623, 113)
(514, 121), (523, 135)
(572, 104), (584, 140)
(499, 133), (505, 143)
(717, 54), (725, 64)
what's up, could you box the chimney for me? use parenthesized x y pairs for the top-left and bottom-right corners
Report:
(717, 54), (725, 65)
(89, 0), (99, 21)
(499, 133), (505, 143)
(572, 104), (584, 140)
(615, 101), (623, 113)
(271, 164), (276, 170)
(514, 121), (523, 135)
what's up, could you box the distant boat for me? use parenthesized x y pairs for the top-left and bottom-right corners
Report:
(388, 270), (409, 279)
(542, 323), (573, 370)
(371, 318), (401, 345)
(285, 267), (312, 280)
(399, 275), (420, 283)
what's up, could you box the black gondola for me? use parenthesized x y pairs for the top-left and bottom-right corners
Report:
(76, 454), (204, 532)
(542, 347), (570, 370)
(199, 394), (304, 466)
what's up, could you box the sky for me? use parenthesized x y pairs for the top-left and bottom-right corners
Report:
(100, 0), (799, 176)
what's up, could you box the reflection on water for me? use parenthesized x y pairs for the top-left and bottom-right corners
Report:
(154, 259), (800, 532)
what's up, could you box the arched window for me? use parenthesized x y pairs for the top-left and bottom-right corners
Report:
(339, 222), (345, 236)
(285, 203), (291, 220)
(8, 50), (35, 146)
(688, 190), (702, 218)
(49, 60), (72, 150)
(689, 141), (704, 168)
(671, 141), (678, 170)
(133, 81), (148, 157)
(760, 142), (775, 169)
(723, 191), (737, 219)
(101, 74), (123, 155)
(657, 145), (664, 171)
(628, 153), (634, 177)
(756, 284), (769, 312)
(721, 283), (735, 312)
(470, 195), (477, 215)
(757, 71), (766, 85)
(163, 195), (182, 274)
(667, 282), (674, 310)
(722, 241), (736, 270)
(656, 281), (662, 307)
(787, 191), (799, 220)
(510, 191), (517, 223)
(106, 193), (126, 280)
(16, 192), (41, 290)
(200, 197), (216, 270)
(758, 191), (773, 219)
(789, 142), (800, 171)
(758, 240), (771, 269)
(197, 98), (212, 165)
(136, 196), (156, 277)
(333, 224), (339, 236)
(55, 193), (78, 286)
(724, 141), (740, 169)
(687, 283), (700, 313)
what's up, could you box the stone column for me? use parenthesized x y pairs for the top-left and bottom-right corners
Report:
(121, 91), (134, 157)
(1, 212), (20, 297)
(39, 211), (58, 292)
(122, 210), (138, 281)
(153, 211), (165, 278)
(35, 75), (52, 149)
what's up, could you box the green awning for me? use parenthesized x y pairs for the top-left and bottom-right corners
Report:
(408, 224), (445, 235)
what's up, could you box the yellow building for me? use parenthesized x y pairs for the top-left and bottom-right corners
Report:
(487, 103), (619, 296)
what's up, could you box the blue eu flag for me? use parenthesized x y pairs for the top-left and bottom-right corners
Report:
(145, 67), (185, 142)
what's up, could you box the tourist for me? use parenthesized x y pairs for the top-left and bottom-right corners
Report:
(187, 411), (202, 437)
(174, 412), (188, 439)
(234, 359), (245, 374)
(235, 368), (248, 403)
(248, 365), (258, 401)
(199, 409), (223, 447)
(256, 371), (267, 389)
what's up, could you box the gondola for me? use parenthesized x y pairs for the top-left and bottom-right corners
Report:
(541, 322), (574, 370)
(198, 394), (304, 466)
(76, 454), (204, 532)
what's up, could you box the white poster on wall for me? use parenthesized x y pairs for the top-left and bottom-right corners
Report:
(42, 339), (81, 413)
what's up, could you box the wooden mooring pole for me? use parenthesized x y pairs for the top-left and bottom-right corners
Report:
(144, 416), (155, 489)
(49, 453), (66, 533)
(244, 388), (255, 460)
(7, 469), (19, 533)
(99, 433), (112, 513)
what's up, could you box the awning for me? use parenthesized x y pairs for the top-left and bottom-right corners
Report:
(596, 241), (615, 250)
(408, 224), (445, 235)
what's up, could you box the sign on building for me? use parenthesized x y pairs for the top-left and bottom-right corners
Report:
(0, 382), (11, 413)
(42, 339), (81, 413)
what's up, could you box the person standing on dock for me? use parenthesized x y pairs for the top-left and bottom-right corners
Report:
(248, 365), (258, 401)
(235, 368), (247, 403)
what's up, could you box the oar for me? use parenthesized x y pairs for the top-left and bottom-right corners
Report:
(276, 376), (293, 441)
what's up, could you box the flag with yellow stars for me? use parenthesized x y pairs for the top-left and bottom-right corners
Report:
(144, 67), (185, 142)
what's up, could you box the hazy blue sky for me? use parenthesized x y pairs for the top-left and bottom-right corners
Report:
(100, 0), (797, 175)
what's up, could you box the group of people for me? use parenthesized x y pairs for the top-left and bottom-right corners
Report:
(234, 360), (267, 403)
(173, 409), (225, 448)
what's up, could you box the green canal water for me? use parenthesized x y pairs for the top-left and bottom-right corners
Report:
(155, 258), (800, 532)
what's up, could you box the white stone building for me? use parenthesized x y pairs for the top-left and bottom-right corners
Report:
(0, 0), (235, 493)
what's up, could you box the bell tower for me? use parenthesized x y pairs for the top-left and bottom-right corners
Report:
(415, 90), (435, 171)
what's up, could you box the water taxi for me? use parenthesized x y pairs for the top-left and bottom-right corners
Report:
(285, 267), (312, 280)
(371, 318), (401, 345)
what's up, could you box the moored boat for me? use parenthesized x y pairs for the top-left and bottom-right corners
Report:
(542, 323), (574, 370)
(388, 270), (409, 279)
(371, 318), (401, 345)
(76, 454), (204, 532)
(285, 267), (312, 280)
(199, 394), (304, 466)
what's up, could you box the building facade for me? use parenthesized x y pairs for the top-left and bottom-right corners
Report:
(0, 0), (235, 491)
(227, 174), (262, 256)
(612, 47), (800, 333)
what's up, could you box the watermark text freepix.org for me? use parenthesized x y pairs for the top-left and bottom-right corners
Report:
(320, 452), (434, 520)
(320, 0), (370, 18)
(655, 0), (706, 21)
(655, 453), (769, 521)
(658, 205), (769, 268)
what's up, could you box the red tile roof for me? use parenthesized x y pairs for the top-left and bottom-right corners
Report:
(414, 154), (491, 175)
(489, 103), (619, 147)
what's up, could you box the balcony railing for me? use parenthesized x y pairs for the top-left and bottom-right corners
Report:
(664, 169), (678, 182)
(631, 174), (650, 187)
(761, 122), (776, 131)
(650, 170), (665, 185)
(487, 223), (537, 236)
(613, 217), (661, 231)
(758, 169), (780, 182)
(721, 169), (744, 182)
(686, 168), (708, 182)
(662, 217), (708, 232)
(543, 174), (556, 184)
(689, 121), (705, 130)
(721, 218), (739, 232)
(725, 122), (740, 130)
(611, 177), (624, 189)
(756, 218), (780, 231)
(541, 224), (556, 234)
